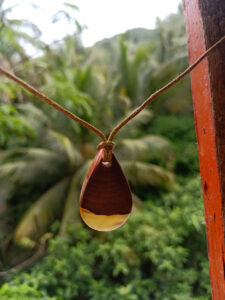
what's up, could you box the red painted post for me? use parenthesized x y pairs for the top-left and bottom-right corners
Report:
(183, 0), (225, 299)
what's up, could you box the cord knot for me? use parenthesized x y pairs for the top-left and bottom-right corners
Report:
(97, 141), (115, 165)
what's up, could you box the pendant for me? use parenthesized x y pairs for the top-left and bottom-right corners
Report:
(80, 147), (132, 231)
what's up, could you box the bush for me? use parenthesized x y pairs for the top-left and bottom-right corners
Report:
(0, 105), (35, 148)
(149, 115), (199, 176)
(0, 177), (209, 300)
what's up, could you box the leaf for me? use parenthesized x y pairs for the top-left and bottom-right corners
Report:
(0, 148), (68, 186)
(74, 160), (92, 186)
(131, 193), (143, 212)
(9, 19), (42, 38)
(115, 135), (173, 163)
(115, 110), (153, 138)
(42, 130), (83, 168)
(63, 2), (79, 11)
(13, 30), (44, 48)
(51, 10), (71, 24)
(0, 104), (35, 147)
(121, 161), (174, 188)
(60, 174), (81, 236)
(17, 103), (50, 133)
(13, 178), (71, 243)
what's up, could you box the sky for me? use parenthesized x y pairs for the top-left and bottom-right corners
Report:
(5, 0), (182, 47)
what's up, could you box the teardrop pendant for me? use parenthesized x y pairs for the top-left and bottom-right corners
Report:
(80, 148), (132, 231)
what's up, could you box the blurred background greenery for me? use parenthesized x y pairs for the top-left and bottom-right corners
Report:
(0, 1), (210, 299)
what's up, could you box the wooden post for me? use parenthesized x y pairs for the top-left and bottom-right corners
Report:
(183, 0), (225, 298)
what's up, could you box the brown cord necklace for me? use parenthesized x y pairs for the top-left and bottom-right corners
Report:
(0, 35), (225, 231)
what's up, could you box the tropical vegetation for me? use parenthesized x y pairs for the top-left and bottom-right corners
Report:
(0, 2), (209, 299)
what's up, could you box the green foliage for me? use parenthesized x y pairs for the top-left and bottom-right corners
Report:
(0, 177), (209, 300)
(0, 100), (173, 244)
(0, 103), (82, 233)
(0, 4), (209, 299)
(0, 0), (44, 86)
(43, 71), (93, 121)
(0, 283), (45, 300)
(121, 161), (174, 188)
(0, 105), (35, 148)
(149, 115), (199, 175)
(116, 110), (154, 138)
(13, 178), (71, 243)
(116, 135), (173, 167)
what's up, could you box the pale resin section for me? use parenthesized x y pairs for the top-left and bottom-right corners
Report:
(80, 207), (130, 231)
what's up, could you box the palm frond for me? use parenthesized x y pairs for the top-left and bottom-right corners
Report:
(0, 148), (68, 187)
(74, 160), (92, 186)
(115, 110), (153, 138)
(42, 130), (83, 168)
(121, 161), (174, 188)
(17, 103), (50, 133)
(115, 135), (173, 163)
(63, 2), (79, 11)
(0, 181), (12, 205)
(60, 174), (81, 236)
(13, 178), (71, 243)
(116, 139), (146, 160)
(131, 193), (143, 212)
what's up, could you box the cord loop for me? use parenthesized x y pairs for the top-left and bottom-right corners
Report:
(97, 141), (115, 163)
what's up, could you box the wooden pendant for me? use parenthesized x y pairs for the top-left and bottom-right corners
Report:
(80, 148), (132, 231)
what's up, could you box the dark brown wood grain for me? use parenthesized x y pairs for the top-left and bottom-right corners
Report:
(80, 149), (132, 215)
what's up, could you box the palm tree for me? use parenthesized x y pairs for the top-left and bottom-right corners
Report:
(0, 4), (191, 251)
(149, 5), (192, 114)
(0, 0), (43, 64)
(0, 0), (45, 105)
(0, 104), (174, 246)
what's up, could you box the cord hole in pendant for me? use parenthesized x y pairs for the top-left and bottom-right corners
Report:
(102, 161), (112, 168)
